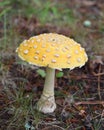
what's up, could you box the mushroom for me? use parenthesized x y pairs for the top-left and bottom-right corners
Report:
(16, 33), (88, 113)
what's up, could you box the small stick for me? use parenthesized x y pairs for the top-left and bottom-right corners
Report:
(92, 71), (104, 76)
(75, 101), (104, 105)
(97, 64), (101, 100)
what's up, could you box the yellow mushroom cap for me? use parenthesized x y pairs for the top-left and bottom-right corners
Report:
(16, 33), (88, 70)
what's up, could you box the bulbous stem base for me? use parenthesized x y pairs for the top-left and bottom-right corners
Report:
(36, 94), (56, 114)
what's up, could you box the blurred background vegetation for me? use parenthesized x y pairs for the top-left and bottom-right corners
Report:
(0, 0), (104, 54)
(0, 0), (76, 53)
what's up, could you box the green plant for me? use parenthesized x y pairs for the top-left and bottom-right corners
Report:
(0, 1), (11, 17)
(37, 69), (46, 78)
(56, 71), (64, 78)
(93, 117), (104, 130)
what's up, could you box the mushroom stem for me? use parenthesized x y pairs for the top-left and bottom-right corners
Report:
(43, 67), (55, 97)
(36, 67), (56, 113)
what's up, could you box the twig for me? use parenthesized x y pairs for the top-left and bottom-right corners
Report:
(98, 64), (101, 100)
(38, 121), (63, 126)
(92, 71), (104, 76)
(43, 125), (65, 130)
(75, 101), (104, 106)
(94, 53), (104, 55)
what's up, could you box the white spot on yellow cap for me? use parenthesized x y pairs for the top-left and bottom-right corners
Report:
(62, 48), (66, 52)
(51, 43), (55, 46)
(57, 42), (61, 45)
(67, 54), (71, 58)
(34, 56), (38, 60)
(77, 58), (81, 62)
(75, 50), (78, 54)
(77, 44), (81, 47)
(51, 59), (56, 63)
(72, 40), (77, 45)
(34, 45), (37, 48)
(31, 40), (34, 43)
(54, 54), (59, 57)
(16, 48), (18, 52)
(42, 58), (45, 61)
(70, 44), (73, 47)
(42, 44), (46, 48)
(80, 47), (84, 51)
(65, 46), (69, 50)
(56, 48), (59, 51)
(37, 39), (40, 42)
(35, 50), (39, 54)
(24, 50), (29, 54)
(46, 49), (50, 52)
(23, 43), (28, 46)
(67, 61), (70, 64)
(43, 54), (46, 58)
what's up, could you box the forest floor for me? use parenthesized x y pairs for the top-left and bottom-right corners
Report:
(0, 0), (104, 130)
